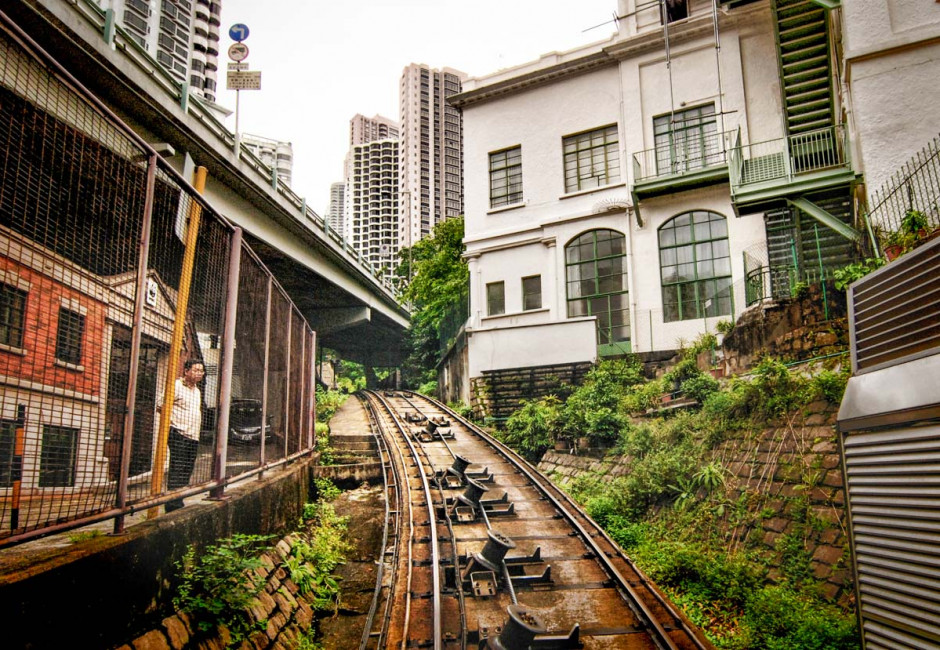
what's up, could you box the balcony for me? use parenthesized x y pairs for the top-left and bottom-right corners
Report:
(632, 129), (736, 200)
(729, 125), (856, 212)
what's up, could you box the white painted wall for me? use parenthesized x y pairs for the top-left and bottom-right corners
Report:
(461, 1), (779, 378)
(843, 0), (940, 198)
(467, 319), (598, 378)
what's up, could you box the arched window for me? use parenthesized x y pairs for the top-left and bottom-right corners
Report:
(565, 229), (630, 354)
(659, 210), (733, 322)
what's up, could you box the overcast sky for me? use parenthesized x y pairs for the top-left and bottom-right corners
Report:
(215, 0), (618, 214)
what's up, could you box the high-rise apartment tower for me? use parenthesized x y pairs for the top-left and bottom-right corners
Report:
(328, 182), (345, 233)
(104, 0), (221, 103)
(399, 64), (466, 251)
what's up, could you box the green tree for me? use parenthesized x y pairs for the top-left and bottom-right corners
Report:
(396, 216), (469, 387)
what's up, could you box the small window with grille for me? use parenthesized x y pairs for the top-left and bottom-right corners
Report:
(39, 425), (78, 488)
(0, 284), (27, 350)
(55, 307), (85, 366)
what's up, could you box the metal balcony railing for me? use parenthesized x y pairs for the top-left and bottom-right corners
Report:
(632, 129), (736, 183)
(729, 124), (850, 192)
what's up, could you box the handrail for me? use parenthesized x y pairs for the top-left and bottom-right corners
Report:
(633, 129), (736, 182)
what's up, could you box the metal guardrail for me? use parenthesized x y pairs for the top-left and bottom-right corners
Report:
(69, 0), (395, 294)
(632, 129), (736, 182)
(867, 134), (940, 235)
(729, 124), (849, 191)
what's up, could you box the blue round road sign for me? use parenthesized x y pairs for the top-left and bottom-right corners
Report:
(229, 23), (250, 42)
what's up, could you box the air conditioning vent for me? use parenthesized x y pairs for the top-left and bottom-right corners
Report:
(850, 237), (940, 373)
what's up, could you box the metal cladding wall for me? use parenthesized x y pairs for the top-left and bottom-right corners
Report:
(839, 235), (940, 649)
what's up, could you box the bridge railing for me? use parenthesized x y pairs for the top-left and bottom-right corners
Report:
(64, 0), (396, 295)
(0, 16), (317, 546)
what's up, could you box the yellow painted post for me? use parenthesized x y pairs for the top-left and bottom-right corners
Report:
(149, 166), (208, 518)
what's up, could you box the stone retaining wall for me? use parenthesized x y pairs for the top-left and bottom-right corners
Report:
(115, 534), (318, 650)
(539, 401), (852, 602)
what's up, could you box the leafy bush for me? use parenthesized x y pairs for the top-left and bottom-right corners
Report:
(316, 387), (348, 423)
(499, 396), (561, 461)
(174, 534), (273, 643)
(809, 368), (849, 404)
(715, 319), (735, 335)
(561, 359), (642, 442)
(448, 400), (473, 419)
(833, 258), (884, 291)
(282, 501), (350, 612)
(749, 357), (808, 417)
(622, 378), (664, 413)
(682, 373), (720, 403)
(313, 477), (341, 502)
(743, 586), (858, 649)
(417, 380), (438, 396)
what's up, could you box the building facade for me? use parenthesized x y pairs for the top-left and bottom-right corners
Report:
(452, 0), (861, 391)
(240, 133), (294, 186)
(399, 64), (466, 252)
(345, 139), (400, 275)
(103, 0), (221, 103)
(327, 181), (346, 233)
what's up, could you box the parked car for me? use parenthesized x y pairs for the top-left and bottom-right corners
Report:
(201, 399), (276, 445)
(228, 399), (275, 444)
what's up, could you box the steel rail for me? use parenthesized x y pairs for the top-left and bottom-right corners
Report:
(403, 390), (712, 650)
(357, 394), (401, 650)
(363, 391), (443, 650)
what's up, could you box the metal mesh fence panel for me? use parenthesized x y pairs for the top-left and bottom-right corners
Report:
(0, 27), (147, 534)
(0, 24), (318, 544)
(267, 289), (291, 462)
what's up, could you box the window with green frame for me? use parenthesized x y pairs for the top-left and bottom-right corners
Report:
(486, 281), (505, 316)
(565, 229), (630, 353)
(659, 210), (733, 322)
(522, 275), (541, 311)
(0, 283), (27, 349)
(489, 146), (522, 208)
(653, 104), (721, 176)
(563, 125), (621, 193)
(0, 418), (16, 488)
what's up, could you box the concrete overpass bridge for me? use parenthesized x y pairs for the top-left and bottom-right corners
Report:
(4, 0), (409, 371)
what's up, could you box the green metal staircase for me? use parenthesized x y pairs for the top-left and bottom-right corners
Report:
(774, 0), (835, 136)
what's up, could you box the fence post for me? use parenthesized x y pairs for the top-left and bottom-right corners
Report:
(260, 277), (273, 468)
(113, 154), (157, 534)
(150, 166), (208, 518)
(284, 311), (292, 456)
(210, 228), (243, 499)
(308, 330), (316, 448)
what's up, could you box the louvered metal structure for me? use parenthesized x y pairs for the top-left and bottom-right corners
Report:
(774, 0), (835, 136)
(839, 236), (940, 649)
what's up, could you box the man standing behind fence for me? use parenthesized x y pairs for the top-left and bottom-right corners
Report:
(161, 359), (205, 512)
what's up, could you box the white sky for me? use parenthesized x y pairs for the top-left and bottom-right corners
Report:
(215, 0), (619, 214)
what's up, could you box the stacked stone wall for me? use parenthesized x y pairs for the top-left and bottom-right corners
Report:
(539, 401), (852, 602)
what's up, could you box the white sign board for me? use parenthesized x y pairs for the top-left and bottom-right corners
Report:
(227, 70), (262, 90)
(227, 62), (248, 71)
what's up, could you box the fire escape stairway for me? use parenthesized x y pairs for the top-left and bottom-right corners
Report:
(770, 0), (861, 244)
(774, 0), (835, 136)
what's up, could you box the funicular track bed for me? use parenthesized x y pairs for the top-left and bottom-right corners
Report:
(358, 390), (714, 650)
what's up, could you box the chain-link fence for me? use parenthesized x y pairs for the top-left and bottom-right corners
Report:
(0, 20), (316, 545)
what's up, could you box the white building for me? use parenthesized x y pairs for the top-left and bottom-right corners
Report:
(841, 0), (940, 195)
(102, 0), (221, 103)
(327, 181), (346, 233)
(240, 133), (293, 186)
(399, 64), (466, 252)
(451, 0), (861, 403)
(343, 114), (401, 276)
(346, 139), (400, 275)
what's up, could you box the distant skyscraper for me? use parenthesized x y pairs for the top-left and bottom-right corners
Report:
(350, 114), (399, 147)
(344, 114), (400, 276)
(399, 64), (466, 251)
(346, 139), (399, 275)
(240, 133), (293, 186)
(328, 182), (345, 232)
(105, 0), (220, 103)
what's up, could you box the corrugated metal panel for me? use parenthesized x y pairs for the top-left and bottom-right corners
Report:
(850, 238), (940, 373)
(844, 423), (940, 648)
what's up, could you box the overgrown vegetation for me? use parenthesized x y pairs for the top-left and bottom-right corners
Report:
(172, 480), (350, 647)
(496, 341), (855, 649)
(173, 534), (273, 645)
(395, 216), (468, 388)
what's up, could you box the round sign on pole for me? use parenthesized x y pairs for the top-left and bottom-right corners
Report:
(228, 43), (249, 62)
(229, 23), (249, 42)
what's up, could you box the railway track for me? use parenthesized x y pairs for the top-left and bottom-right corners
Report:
(357, 389), (714, 650)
